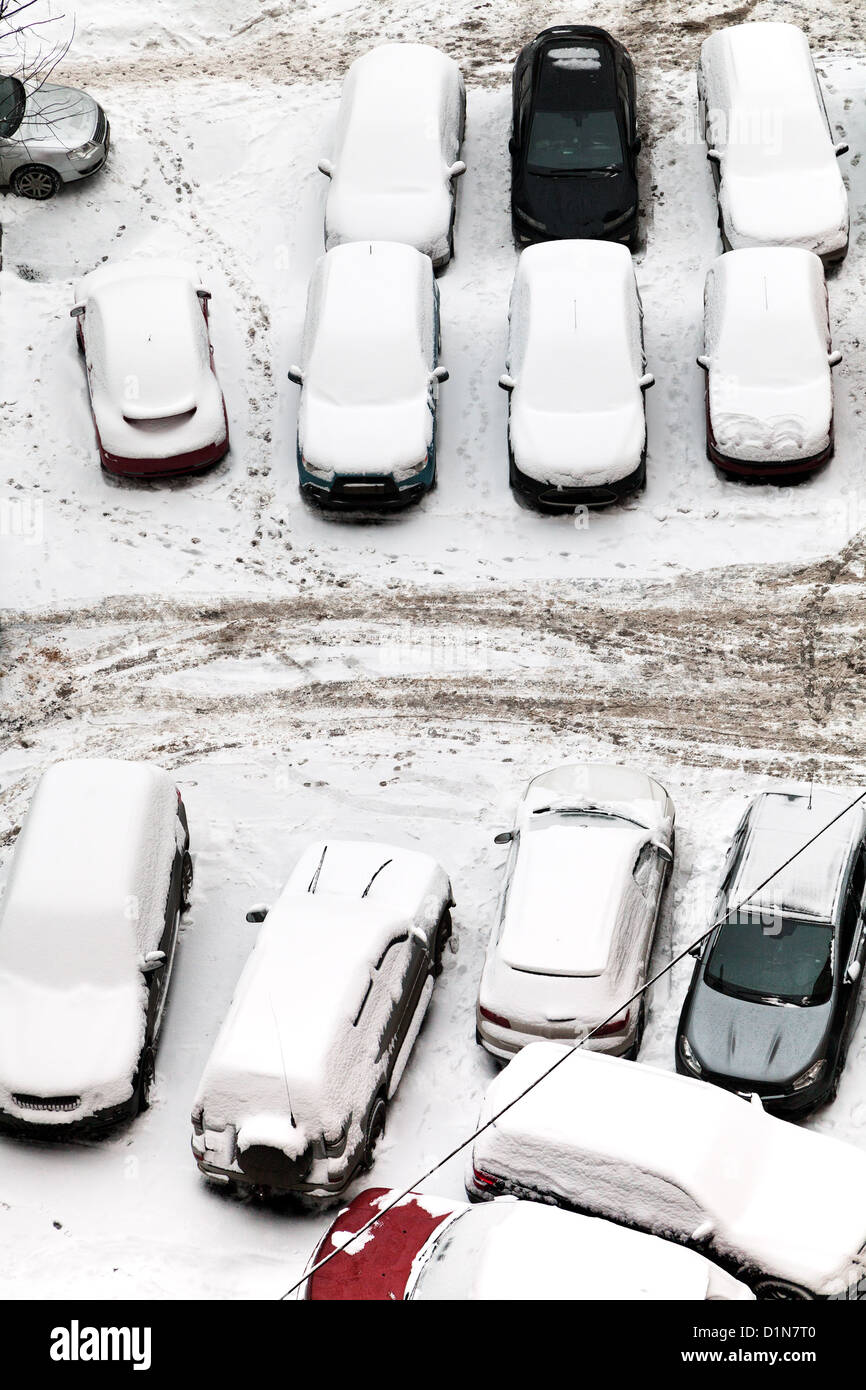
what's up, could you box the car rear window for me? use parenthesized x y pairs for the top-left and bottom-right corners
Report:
(0, 76), (25, 138)
(704, 913), (834, 1006)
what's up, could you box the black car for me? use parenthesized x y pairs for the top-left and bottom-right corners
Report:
(509, 25), (640, 249)
(676, 789), (866, 1116)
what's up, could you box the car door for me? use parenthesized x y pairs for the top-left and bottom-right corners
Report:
(375, 933), (429, 1085)
(148, 818), (186, 1045)
(840, 849), (866, 1048)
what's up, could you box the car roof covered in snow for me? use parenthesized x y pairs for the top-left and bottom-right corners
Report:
(698, 23), (847, 255)
(474, 1043), (866, 1293)
(195, 840), (450, 1145)
(724, 788), (865, 923)
(76, 259), (211, 419)
(0, 758), (179, 987)
(299, 242), (435, 472)
(412, 1198), (748, 1301)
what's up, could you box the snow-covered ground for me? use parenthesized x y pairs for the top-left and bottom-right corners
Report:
(2, 0), (866, 1299)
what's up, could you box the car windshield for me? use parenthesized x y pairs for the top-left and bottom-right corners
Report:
(704, 912), (834, 1006)
(527, 108), (624, 173)
(0, 75), (25, 138)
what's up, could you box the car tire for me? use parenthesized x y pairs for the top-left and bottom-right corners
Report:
(136, 1046), (155, 1114)
(753, 1277), (814, 1301)
(432, 908), (453, 976)
(181, 852), (194, 912)
(361, 1093), (387, 1171)
(11, 165), (62, 200)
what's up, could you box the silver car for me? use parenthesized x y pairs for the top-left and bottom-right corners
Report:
(477, 763), (675, 1061)
(0, 75), (109, 198)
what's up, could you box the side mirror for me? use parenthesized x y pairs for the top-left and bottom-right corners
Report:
(835, 142), (849, 157)
(652, 841), (673, 863)
(448, 160), (466, 179)
(430, 365), (449, 384)
(246, 904), (270, 924)
(507, 136), (517, 156)
(287, 365), (304, 386)
(317, 158), (334, 178)
(70, 304), (85, 319)
(493, 830), (514, 845)
(498, 374), (516, 392)
(639, 372), (655, 391)
(828, 349), (842, 368)
(688, 943), (702, 959)
(696, 354), (710, 370)
(846, 960), (862, 985)
(141, 950), (165, 975)
(706, 148), (721, 162)
(196, 289), (212, 302)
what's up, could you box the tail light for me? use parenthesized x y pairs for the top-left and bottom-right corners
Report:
(472, 1166), (502, 1191)
(176, 787), (182, 803)
(479, 1006), (511, 1029)
(594, 1009), (630, 1038)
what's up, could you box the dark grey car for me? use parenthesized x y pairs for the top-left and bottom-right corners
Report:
(676, 789), (866, 1116)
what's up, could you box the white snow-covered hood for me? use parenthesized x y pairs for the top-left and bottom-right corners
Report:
(20, 82), (98, 149)
(721, 163), (848, 257)
(510, 397), (645, 485)
(300, 392), (432, 478)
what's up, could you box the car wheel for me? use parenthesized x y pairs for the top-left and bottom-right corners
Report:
(181, 852), (193, 911)
(136, 1046), (155, 1113)
(12, 165), (62, 199)
(361, 1094), (387, 1171)
(753, 1277), (814, 1301)
(432, 908), (453, 976)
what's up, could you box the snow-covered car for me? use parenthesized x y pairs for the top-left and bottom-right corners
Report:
(498, 241), (654, 509)
(467, 1044), (866, 1298)
(0, 759), (192, 1133)
(477, 763), (673, 1061)
(191, 840), (453, 1198)
(697, 22), (849, 263)
(302, 1187), (753, 1300)
(677, 788), (866, 1115)
(0, 74), (109, 199)
(318, 44), (466, 268)
(287, 241), (448, 508)
(72, 259), (229, 478)
(698, 248), (840, 478)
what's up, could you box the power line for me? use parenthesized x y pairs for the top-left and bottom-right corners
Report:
(280, 785), (866, 1299)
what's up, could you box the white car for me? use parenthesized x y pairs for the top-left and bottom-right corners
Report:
(72, 259), (229, 478)
(698, 247), (840, 478)
(467, 1043), (866, 1299)
(191, 840), (453, 1198)
(287, 241), (448, 508)
(318, 43), (466, 268)
(0, 760), (192, 1132)
(477, 763), (674, 1061)
(498, 241), (654, 510)
(697, 22), (849, 262)
(303, 1187), (752, 1300)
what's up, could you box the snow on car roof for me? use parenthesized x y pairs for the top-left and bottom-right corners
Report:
(475, 1044), (866, 1293)
(704, 248), (832, 462)
(726, 789), (864, 922)
(0, 758), (179, 989)
(500, 817), (650, 978)
(508, 241), (642, 415)
(76, 259), (210, 419)
(423, 1200), (729, 1301)
(333, 43), (462, 191)
(300, 242), (435, 473)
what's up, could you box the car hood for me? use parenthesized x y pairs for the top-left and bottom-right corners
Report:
(682, 974), (832, 1088)
(300, 392), (433, 479)
(20, 82), (99, 150)
(0, 970), (145, 1101)
(515, 166), (635, 239)
(510, 397), (645, 485)
(721, 166), (848, 256)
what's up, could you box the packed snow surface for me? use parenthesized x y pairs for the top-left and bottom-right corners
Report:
(322, 43), (465, 266)
(77, 258), (227, 460)
(297, 241), (437, 478)
(470, 1043), (866, 1296)
(0, 759), (178, 1118)
(699, 22), (849, 257)
(505, 240), (647, 486)
(703, 247), (835, 463)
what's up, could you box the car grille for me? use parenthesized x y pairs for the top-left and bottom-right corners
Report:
(12, 1093), (80, 1113)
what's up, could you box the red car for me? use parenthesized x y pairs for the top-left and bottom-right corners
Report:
(72, 258), (229, 478)
(301, 1186), (753, 1299)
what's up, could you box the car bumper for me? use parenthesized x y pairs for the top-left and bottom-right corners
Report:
(674, 1045), (831, 1118)
(512, 214), (637, 249)
(98, 421), (229, 479)
(0, 1091), (136, 1139)
(298, 455), (435, 510)
(63, 111), (111, 184)
(706, 400), (833, 480)
(510, 452), (645, 511)
(477, 1014), (636, 1061)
